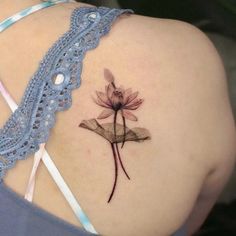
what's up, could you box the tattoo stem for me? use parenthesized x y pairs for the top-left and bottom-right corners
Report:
(113, 111), (118, 143)
(121, 114), (126, 148)
(115, 142), (130, 180)
(108, 143), (118, 203)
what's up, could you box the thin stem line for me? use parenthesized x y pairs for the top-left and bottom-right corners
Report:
(108, 143), (118, 203)
(113, 111), (118, 143)
(121, 114), (126, 148)
(115, 142), (130, 180)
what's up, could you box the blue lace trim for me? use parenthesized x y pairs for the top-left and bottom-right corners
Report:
(0, 6), (133, 179)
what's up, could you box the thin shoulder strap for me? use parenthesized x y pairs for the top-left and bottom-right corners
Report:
(0, 0), (75, 33)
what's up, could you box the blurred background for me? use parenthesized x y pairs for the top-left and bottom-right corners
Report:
(77, 0), (236, 235)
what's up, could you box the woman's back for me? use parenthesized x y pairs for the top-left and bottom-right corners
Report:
(0, 1), (235, 236)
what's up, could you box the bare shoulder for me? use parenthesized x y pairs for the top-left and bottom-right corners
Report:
(110, 12), (236, 161)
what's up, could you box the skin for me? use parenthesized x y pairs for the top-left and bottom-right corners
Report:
(0, 1), (236, 235)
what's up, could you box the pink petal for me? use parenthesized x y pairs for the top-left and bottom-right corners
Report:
(97, 109), (114, 119)
(123, 88), (132, 103)
(106, 83), (115, 99)
(111, 93), (119, 105)
(124, 99), (144, 110)
(122, 110), (138, 121)
(126, 91), (139, 104)
(96, 91), (111, 106)
(124, 88), (132, 97)
(119, 85), (125, 93)
(92, 96), (110, 108)
(104, 68), (115, 83)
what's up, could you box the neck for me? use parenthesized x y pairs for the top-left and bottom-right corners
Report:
(0, 0), (45, 21)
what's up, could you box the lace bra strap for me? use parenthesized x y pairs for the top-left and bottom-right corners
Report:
(0, 0), (75, 33)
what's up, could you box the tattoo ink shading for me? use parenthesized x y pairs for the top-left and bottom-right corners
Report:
(79, 68), (151, 203)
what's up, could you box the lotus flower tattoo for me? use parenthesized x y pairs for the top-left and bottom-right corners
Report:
(94, 68), (144, 148)
(79, 68), (151, 203)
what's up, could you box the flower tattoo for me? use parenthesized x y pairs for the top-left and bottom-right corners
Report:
(79, 68), (151, 203)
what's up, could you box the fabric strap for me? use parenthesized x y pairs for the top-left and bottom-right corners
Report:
(0, 0), (76, 33)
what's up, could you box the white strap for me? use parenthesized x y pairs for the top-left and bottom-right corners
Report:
(24, 144), (45, 202)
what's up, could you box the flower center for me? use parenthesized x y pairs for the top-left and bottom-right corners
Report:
(112, 90), (124, 110)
